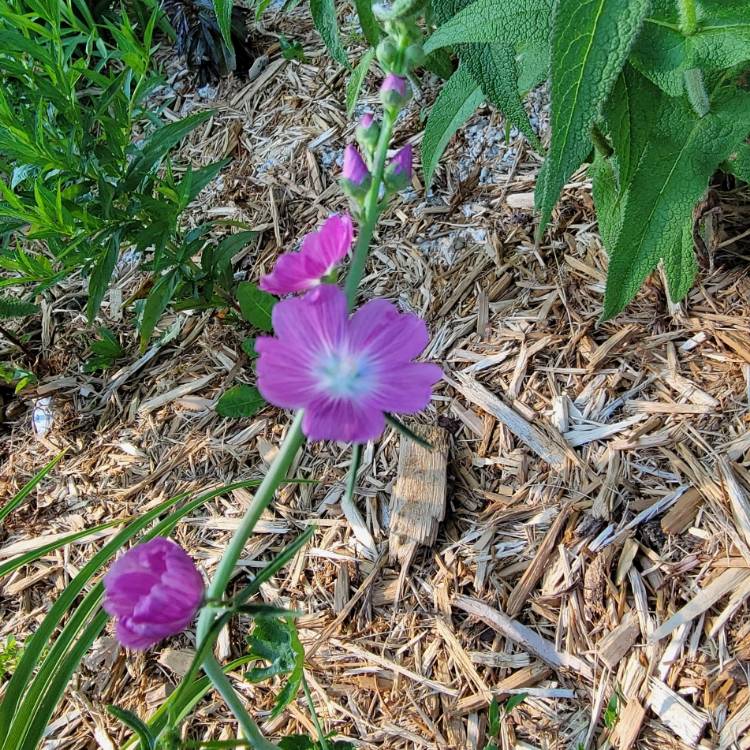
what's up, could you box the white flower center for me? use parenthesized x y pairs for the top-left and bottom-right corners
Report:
(315, 351), (373, 398)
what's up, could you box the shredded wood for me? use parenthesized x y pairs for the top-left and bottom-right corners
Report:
(1, 4), (750, 748)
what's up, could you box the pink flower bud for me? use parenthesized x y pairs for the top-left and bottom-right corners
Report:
(381, 74), (408, 98)
(103, 537), (204, 650)
(342, 145), (370, 187)
(360, 113), (375, 128)
(390, 144), (413, 178)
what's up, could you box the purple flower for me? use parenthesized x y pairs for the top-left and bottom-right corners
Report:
(103, 537), (204, 651)
(256, 285), (442, 443)
(360, 113), (374, 128)
(390, 144), (412, 177)
(381, 73), (408, 99)
(342, 145), (370, 186)
(260, 214), (354, 295)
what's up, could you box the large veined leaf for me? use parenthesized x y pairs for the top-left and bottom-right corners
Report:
(599, 76), (750, 319)
(310, 0), (349, 68)
(426, 0), (552, 144)
(722, 142), (750, 183)
(422, 64), (485, 186)
(535, 0), (649, 236)
(631, 0), (750, 97)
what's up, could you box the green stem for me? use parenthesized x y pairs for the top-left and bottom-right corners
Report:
(197, 410), (305, 641)
(344, 106), (398, 311)
(302, 676), (330, 750)
(203, 656), (278, 750)
(195, 412), (305, 748)
(678, 0), (697, 35)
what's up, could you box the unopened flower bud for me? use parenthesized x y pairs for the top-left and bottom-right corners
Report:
(380, 73), (411, 111)
(356, 113), (380, 154)
(384, 144), (413, 191)
(404, 42), (425, 70)
(376, 38), (399, 71)
(341, 144), (371, 200)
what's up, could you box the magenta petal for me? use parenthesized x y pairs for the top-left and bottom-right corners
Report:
(349, 299), (430, 362)
(271, 285), (348, 354)
(103, 537), (204, 651)
(261, 214), (354, 296)
(260, 252), (320, 295)
(300, 214), (354, 270)
(369, 362), (443, 413)
(302, 397), (385, 443)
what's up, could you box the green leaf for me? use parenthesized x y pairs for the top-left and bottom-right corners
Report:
(504, 692), (527, 713)
(213, 230), (259, 274)
(212, 0), (235, 51)
(310, 0), (349, 68)
(245, 617), (305, 719)
(216, 384), (265, 418)
(107, 705), (155, 750)
(601, 79), (750, 319)
(535, 0), (649, 236)
(86, 233), (120, 322)
(122, 111), (213, 192)
(354, 0), (381, 46)
(280, 36), (307, 62)
(84, 327), (124, 373)
(139, 272), (178, 350)
(0, 452), (65, 525)
(487, 698), (500, 734)
(237, 281), (276, 331)
(722, 141), (750, 182)
(425, 0), (551, 51)
(632, 0), (750, 97)
(425, 0), (552, 143)
(242, 337), (258, 357)
(0, 296), (38, 319)
(346, 48), (376, 116)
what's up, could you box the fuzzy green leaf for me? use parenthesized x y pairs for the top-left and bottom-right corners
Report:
(346, 48), (376, 116)
(602, 81), (750, 319)
(535, 0), (649, 235)
(632, 0), (750, 97)
(216, 384), (265, 418)
(354, 0), (381, 46)
(722, 141), (750, 183)
(237, 281), (276, 331)
(425, 0), (552, 142)
(310, 0), (349, 68)
(422, 64), (484, 186)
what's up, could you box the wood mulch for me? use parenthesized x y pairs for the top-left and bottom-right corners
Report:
(1, 4), (750, 749)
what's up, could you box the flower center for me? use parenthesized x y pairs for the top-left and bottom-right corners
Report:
(315, 350), (373, 398)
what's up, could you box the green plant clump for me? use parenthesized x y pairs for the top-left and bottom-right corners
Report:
(422, 0), (750, 318)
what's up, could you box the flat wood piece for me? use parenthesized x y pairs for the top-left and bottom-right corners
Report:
(647, 677), (708, 747)
(389, 426), (449, 569)
(451, 372), (572, 471)
(719, 698), (750, 750)
(612, 697), (646, 750)
(661, 487), (702, 535)
(597, 610), (640, 670)
(506, 503), (572, 616)
(454, 594), (593, 680)
(649, 568), (749, 642)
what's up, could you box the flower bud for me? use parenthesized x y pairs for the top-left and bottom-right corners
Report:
(376, 38), (399, 71)
(380, 73), (411, 111)
(103, 537), (204, 651)
(356, 113), (380, 154)
(404, 42), (425, 70)
(384, 144), (413, 191)
(340, 144), (371, 200)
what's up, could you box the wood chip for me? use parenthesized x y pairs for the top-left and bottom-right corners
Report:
(647, 677), (708, 747)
